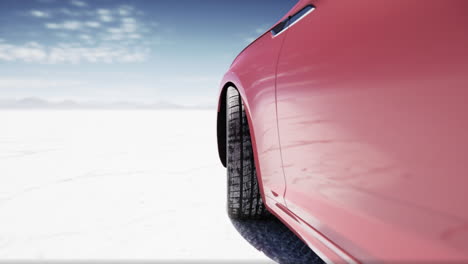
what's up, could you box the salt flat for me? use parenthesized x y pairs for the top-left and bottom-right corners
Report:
(0, 110), (273, 262)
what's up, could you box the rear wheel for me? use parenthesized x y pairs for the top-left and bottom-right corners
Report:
(226, 87), (270, 219)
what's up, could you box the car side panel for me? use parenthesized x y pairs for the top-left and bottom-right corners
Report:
(276, 0), (468, 262)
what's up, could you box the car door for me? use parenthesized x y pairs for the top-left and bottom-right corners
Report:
(276, 0), (468, 261)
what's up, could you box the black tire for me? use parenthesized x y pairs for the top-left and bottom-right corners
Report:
(230, 218), (325, 264)
(226, 87), (270, 219)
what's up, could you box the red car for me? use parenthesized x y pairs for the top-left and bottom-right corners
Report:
(216, 0), (468, 263)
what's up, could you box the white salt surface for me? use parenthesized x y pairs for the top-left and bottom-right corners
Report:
(0, 110), (273, 262)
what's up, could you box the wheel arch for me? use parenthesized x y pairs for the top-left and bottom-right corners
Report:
(217, 76), (271, 215)
(216, 79), (252, 168)
(216, 81), (235, 168)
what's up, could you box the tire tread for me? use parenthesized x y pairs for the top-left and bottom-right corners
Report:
(226, 87), (270, 219)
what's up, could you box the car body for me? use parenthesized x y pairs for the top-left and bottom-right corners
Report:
(217, 0), (468, 263)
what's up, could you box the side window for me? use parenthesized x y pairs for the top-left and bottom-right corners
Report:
(271, 20), (288, 35)
(271, 5), (315, 37)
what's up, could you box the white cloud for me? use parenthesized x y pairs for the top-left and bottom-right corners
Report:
(100, 15), (113, 22)
(128, 34), (141, 39)
(0, 42), (149, 64)
(2, 4), (153, 65)
(0, 42), (47, 62)
(41, 5), (148, 40)
(120, 53), (145, 63)
(122, 17), (136, 24)
(118, 5), (134, 16)
(97, 9), (110, 15)
(45, 21), (82, 30)
(78, 34), (94, 45)
(85, 21), (101, 28)
(56, 46), (147, 63)
(0, 45), (14, 61)
(59, 8), (79, 16)
(45, 23), (60, 29)
(99, 16), (143, 41)
(62, 21), (81, 30)
(70, 0), (87, 7)
(79, 34), (91, 40)
(30, 10), (50, 18)
(97, 9), (113, 22)
(121, 18), (137, 33)
(107, 28), (122, 34)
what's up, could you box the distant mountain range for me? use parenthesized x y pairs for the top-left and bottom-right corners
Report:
(0, 97), (215, 110)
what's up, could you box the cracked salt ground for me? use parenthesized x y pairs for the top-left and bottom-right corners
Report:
(0, 110), (316, 263)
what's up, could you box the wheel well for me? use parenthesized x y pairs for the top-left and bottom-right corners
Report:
(217, 82), (236, 167)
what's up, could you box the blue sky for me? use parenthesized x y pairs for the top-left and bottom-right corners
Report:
(0, 0), (295, 106)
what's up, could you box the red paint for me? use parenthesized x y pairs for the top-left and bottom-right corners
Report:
(218, 0), (468, 262)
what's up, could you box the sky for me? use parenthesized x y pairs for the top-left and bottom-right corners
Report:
(0, 0), (296, 107)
